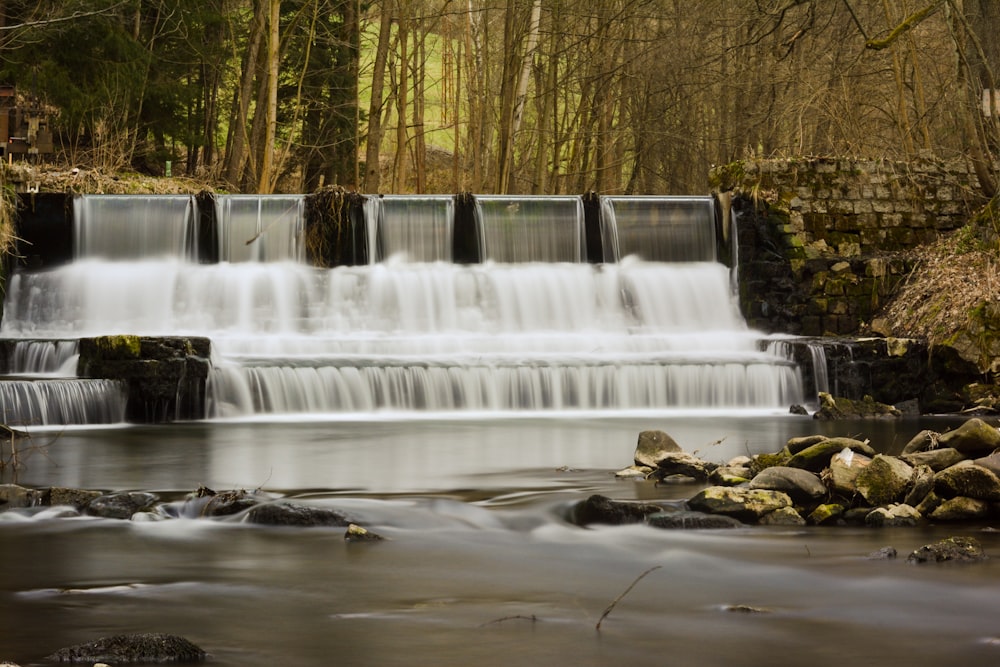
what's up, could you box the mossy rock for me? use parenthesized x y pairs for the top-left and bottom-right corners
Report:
(786, 437), (876, 472)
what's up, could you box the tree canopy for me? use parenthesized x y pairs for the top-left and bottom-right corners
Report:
(0, 0), (997, 195)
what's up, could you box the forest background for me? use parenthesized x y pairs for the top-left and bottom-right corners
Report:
(0, 0), (999, 199)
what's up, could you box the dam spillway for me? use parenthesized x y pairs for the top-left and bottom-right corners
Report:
(0, 192), (803, 424)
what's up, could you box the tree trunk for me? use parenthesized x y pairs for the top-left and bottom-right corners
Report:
(258, 0), (281, 194)
(224, 0), (267, 189)
(364, 1), (393, 192)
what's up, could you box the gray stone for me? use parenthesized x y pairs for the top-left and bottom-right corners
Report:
(934, 461), (1000, 501)
(0, 483), (46, 509)
(937, 418), (1000, 457)
(865, 504), (921, 527)
(868, 546), (898, 560)
(786, 434), (827, 455)
(614, 465), (651, 480)
(929, 496), (990, 521)
(749, 466), (827, 504)
(900, 447), (966, 471)
(49, 487), (103, 510)
(709, 465), (752, 486)
(973, 452), (1000, 477)
(634, 430), (682, 468)
(906, 536), (988, 563)
(855, 455), (914, 506)
(646, 510), (744, 529)
(687, 486), (793, 522)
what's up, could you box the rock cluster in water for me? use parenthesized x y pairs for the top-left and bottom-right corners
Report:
(0, 483), (383, 538)
(605, 419), (1000, 531)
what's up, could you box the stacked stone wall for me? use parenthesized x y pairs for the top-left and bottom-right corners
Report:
(713, 157), (984, 336)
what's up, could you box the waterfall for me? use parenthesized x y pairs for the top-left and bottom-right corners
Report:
(0, 379), (126, 425)
(215, 195), (305, 262)
(601, 196), (717, 262)
(74, 194), (196, 260)
(6, 340), (79, 375)
(475, 196), (585, 263)
(2, 193), (808, 422)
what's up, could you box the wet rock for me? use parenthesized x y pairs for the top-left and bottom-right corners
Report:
(721, 604), (772, 614)
(749, 466), (827, 505)
(759, 507), (806, 526)
(865, 503), (921, 527)
(344, 524), (384, 542)
(646, 510), (744, 529)
(933, 461), (1000, 501)
(709, 465), (752, 486)
(86, 492), (159, 520)
(749, 449), (792, 475)
(45, 632), (206, 663)
(868, 546), (898, 560)
(49, 487), (103, 510)
(786, 434), (827, 454)
(915, 490), (943, 517)
(569, 494), (662, 526)
(901, 429), (940, 455)
(906, 536), (988, 563)
(614, 465), (652, 479)
(652, 452), (717, 481)
(787, 437), (876, 472)
(936, 418), (1000, 458)
(823, 447), (872, 497)
(855, 454), (914, 507)
(807, 503), (845, 525)
(634, 430), (682, 468)
(200, 489), (264, 517)
(929, 496), (990, 521)
(0, 483), (46, 509)
(687, 486), (793, 522)
(900, 447), (966, 472)
(812, 392), (901, 420)
(245, 502), (353, 527)
(902, 465), (936, 507)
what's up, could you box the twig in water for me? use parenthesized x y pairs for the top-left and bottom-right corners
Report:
(480, 614), (538, 627)
(595, 565), (661, 631)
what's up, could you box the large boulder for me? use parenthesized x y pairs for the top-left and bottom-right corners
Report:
(933, 461), (1000, 501)
(854, 455), (914, 506)
(634, 430), (682, 468)
(568, 495), (662, 526)
(906, 536), (988, 563)
(787, 437), (876, 472)
(748, 466), (827, 505)
(936, 418), (1000, 457)
(45, 633), (206, 663)
(822, 448), (871, 496)
(973, 452), (1000, 477)
(687, 487), (793, 522)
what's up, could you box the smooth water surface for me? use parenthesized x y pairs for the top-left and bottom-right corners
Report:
(3, 414), (999, 667)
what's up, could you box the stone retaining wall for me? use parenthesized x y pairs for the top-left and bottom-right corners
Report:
(713, 157), (984, 336)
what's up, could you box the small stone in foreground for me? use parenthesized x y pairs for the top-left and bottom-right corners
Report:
(906, 536), (988, 564)
(45, 633), (205, 663)
(868, 546), (897, 560)
(344, 523), (384, 542)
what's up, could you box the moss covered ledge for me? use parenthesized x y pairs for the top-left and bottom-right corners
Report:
(77, 336), (211, 423)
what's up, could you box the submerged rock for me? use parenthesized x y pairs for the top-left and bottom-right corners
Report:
(86, 492), (159, 520)
(868, 546), (898, 560)
(569, 494), (662, 526)
(344, 524), (385, 542)
(45, 633), (206, 663)
(646, 510), (743, 529)
(906, 536), (988, 563)
(246, 502), (353, 527)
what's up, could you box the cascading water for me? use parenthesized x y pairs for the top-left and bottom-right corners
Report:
(0, 193), (806, 423)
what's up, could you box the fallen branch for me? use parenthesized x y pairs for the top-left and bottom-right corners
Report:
(595, 565), (661, 631)
(480, 614), (538, 627)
